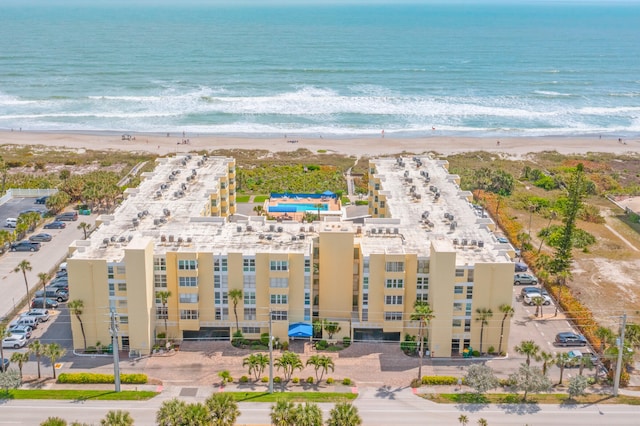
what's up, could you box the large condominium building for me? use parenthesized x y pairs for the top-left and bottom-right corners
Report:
(67, 153), (516, 357)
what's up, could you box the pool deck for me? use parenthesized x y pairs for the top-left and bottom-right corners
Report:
(266, 196), (342, 222)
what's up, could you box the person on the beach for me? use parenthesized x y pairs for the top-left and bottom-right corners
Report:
(497, 140), (500, 146)
(381, 130), (385, 138)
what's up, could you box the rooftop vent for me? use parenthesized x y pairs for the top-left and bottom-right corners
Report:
(371, 228), (377, 234)
(127, 235), (133, 242)
(160, 235), (166, 242)
(163, 209), (171, 217)
(132, 218), (139, 227)
(177, 237), (184, 244)
(478, 240), (484, 247)
(237, 226), (243, 232)
(153, 218), (161, 226)
(186, 237), (193, 243)
(168, 235), (175, 243)
(259, 234), (265, 240)
(118, 236), (126, 243)
(102, 238), (110, 245)
(277, 226), (284, 233)
(291, 236), (298, 241)
(453, 238), (459, 245)
(309, 226), (315, 232)
(298, 234), (305, 240)
(269, 224), (275, 232)
(247, 225), (253, 232)
(110, 235), (117, 243)
(266, 234), (273, 240)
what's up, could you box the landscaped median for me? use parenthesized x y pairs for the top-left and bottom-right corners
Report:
(220, 391), (357, 403)
(421, 392), (640, 406)
(0, 389), (158, 401)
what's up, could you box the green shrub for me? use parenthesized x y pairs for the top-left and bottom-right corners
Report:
(342, 337), (351, 347)
(281, 341), (289, 351)
(261, 376), (269, 383)
(274, 376), (282, 384)
(472, 350), (480, 357)
(498, 378), (512, 387)
(326, 377), (334, 384)
(240, 376), (249, 383)
(410, 378), (422, 388)
(260, 333), (270, 346)
(307, 376), (315, 384)
(316, 340), (328, 350)
(487, 345), (495, 354)
(421, 376), (458, 386)
(156, 332), (166, 339)
(292, 377), (300, 384)
(342, 378), (352, 386)
(84, 346), (97, 354)
(57, 373), (147, 384)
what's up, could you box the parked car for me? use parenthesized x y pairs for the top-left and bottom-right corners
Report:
(10, 241), (41, 252)
(5, 217), (17, 228)
(565, 350), (599, 367)
(29, 233), (53, 242)
(555, 332), (588, 347)
(35, 289), (68, 302)
(9, 316), (38, 330)
(56, 269), (68, 278)
(56, 211), (78, 221)
(1, 358), (9, 372)
(44, 221), (66, 229)
(35, 196), (49, 204)
(21, 308), (50, 322)
(49, 276), (68, 286)
(30, 298), (59, 309)
(523, 293), (551, 306)
(497, 236), (509, 244)
(514, 273), (538, 285)
(8, 324), (32, 339)
(47, 283), (68, 293)
(2, 334), (28, 349)
(520, 286), (548, 297)
(514, 262), (528, 272)
(19, 208), (46, 216)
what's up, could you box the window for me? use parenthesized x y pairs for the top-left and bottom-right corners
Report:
(464, 319), (471, 332)
(107, 266), (114, 279)
(118, 300), (127, 307)
(244, 307), (256, 320)
(214, 258), (228, 272)
(270, 260), (288, 271)
(154, 274), (167, 288)
(119, 316), (128, 325)
(179, 293), (198, 303)
(384, 312), (403, 321)
(244, 291), (256, 305)
(385, 278), (404, 289)
(454, 286), (463, 294)
(385, 261), (404, 272)
(243, 258), (256, 272)
(362, 294), (369, 305)
(117, 283), (127, 292)
(116, 266), (126, 275)
(467, 269), (474, 282)
(416, 277), (428, 290)
(178, 259), (197, 270)
(417, 260), (429, 274)
(452, 319), (462, 327)
(363, 276), (369, 290)
(243, 275), (256, 288)
(379, 201), (385, 208)
(179, 277), (198, 287)
(362, 308), (369, 322)
(270, 294), (288, 304)
(156, 307), (168, 320)
(271, 310), (288, 321)
(304, 259), (311, 273)
(214, 291), (228, 305)
(465, 302), (472, 315)
(385, 295), (403, 305)
(270, 277), (288, 288)
(215, 307), (229, 320)
(108, 283), (115, 296)
(416, 293), (428, 303)
(363, 258), (370, 273)
(180, 309), (199, 320)
(455, 269), (465, 277)
(453, 302), (463, 311)
(466, 286), (473, 298)
(154, 257), (167, 271)
(242, 327), (260, 334)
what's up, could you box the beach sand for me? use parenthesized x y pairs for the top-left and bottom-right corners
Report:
(0, 130), (637, 158)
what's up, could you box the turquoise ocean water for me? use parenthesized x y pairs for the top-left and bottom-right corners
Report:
(0, 2), (639, 137)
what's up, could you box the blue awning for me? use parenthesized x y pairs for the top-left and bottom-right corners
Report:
(288, 322), (313, 338)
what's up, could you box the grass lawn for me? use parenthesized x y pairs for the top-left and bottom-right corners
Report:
(224, 391), (357, 403)
(253, 195), (269, 203)
(422, 392), (640, 405)
(1, 389), (158, 401)
(236, 195), (251, 203)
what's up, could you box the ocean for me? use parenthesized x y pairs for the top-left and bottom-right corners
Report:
(0, 2), (639, 138)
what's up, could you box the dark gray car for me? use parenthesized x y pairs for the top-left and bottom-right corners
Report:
(10, 241), (41, 252)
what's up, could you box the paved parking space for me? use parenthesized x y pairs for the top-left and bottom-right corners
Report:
(0, 196), (48, 226)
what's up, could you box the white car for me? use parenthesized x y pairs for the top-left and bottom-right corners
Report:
(2, 334), (27, 349)
(523, 293), (551, 306)
(21, 308), (50, 323)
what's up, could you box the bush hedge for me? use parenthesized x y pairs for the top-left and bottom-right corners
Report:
(421, 376), (459, 386)
(57, 373), (147, 384)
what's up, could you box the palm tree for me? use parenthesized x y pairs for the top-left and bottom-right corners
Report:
(514, 340), (540, 366)
(77, 222), (91, 239)
(497, 304), (514, 355)
(38, 272), (49, 295)
(327, 402), (362, 426)
(243, 353), (269, 381)
(306, 354), (335, 382)
(183, 403), (209, 426)
(458, 414), (469, 426)
(14, 259), (32, 301)
(253, 205), (264, 216)
(205, 392), (240, 426)
(68, 300), (87, 350)
(155, 290), (171, 339)
(0, 325), (11, 369)
(539, 351), (554, 376)
(100, 410), (134, 426)
(595, 326), (615, 354)
(294, 402), (323, 426)
(475, 308), (493, 354)
(228, 289), (242, 333)
(532, 296), (544, 318)
(555, 352), (571, 385)
(411, 300), (434, 379)
(10, 351), (30, 380)
(274, 351), (303, 382)
(43, 343), (66, 379)
(477, 419), (488, 426)
(40, 417), (68, 426)
(270, 400), (297, 426)
(28, 339), (43, 379)
(156, 398), (188, 426)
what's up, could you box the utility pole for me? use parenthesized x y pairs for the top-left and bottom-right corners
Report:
(613, 313), (627, 396)
(110, 309), (121, 392)
(268, 308), (274, 394)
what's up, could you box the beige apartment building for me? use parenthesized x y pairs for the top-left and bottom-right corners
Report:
(67, 153), (516, 357)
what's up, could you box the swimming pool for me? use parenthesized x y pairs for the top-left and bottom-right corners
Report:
(269, 203), (328, 213)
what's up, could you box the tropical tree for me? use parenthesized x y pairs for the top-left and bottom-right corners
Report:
(156, 398), (188, 426)
(182, 403), (209, 426)
(514, 340), (540, 367)
(270, 400), (297, 426)
(568, 375), (589, 399)
(306, 354), (335, 382)
(155, 291), (171, 339)
(205, 392), (240, 426)
(38, 272), (49, 296)
(10, 351), (30, 380)
(625, 323), (640, 348)
(464, 364), (499, 395)
(294, 402), (323, 426)
(77, 222), (91, 239)
(411, 300), (434, 379)
(497, 304), (514, 355)
(327, 402), (362, 426)
(40, 418), (68, 426)
(100, 410), (134, 426)
(274, 351), (303, 382)
(539, 351), (554, 376)
(532, 296), (544, 318)
(508, 364), (552, 402)
(43, 343), (66, 379)
(323, 320), (342, 340)
(475, 308), (493, 354)
(28, 339), (43, 379)
(228, 289), (242, 333)
(555, 352), (572, 384)
(243, 353), (269, 381)
(0, 325), (10, 369)
(458, 414), (469, 426)
(14, 259), (32, 301)
(477, 419), (488, 426)
(67, 300), (87, 350)
(253, 205), (264, 216)
(0, 368), (21, 392)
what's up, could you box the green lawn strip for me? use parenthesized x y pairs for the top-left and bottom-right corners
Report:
(421, 392), (640, 405)
(235, 195), (251, 203)
(253, 195), (269, 203)
(224, 391), (357, 403)
(2, 390), (158, 401)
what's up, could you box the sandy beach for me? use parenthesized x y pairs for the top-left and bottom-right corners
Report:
(0, 130), (637, 158)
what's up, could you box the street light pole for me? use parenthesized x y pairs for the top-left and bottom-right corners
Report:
(614, 313), (627, 396)
(110, 309), (121, 393)
(268, 308), (274, 394)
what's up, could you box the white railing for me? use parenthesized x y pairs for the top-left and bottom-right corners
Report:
(0, 188), (58, 206)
